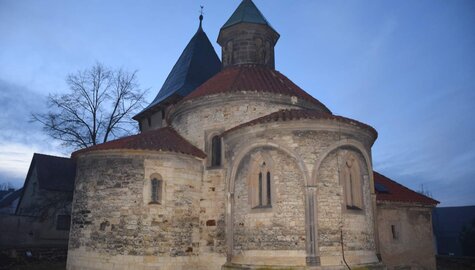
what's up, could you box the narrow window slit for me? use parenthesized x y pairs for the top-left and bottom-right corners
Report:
(211, 135), (221, 167)
(258, 172), (263, 206)
(266, 171), (271, 206)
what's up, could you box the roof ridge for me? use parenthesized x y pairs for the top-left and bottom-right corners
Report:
(33, 153), (69, 160)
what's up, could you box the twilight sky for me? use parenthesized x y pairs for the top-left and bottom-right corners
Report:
(0, 0), (474, 206)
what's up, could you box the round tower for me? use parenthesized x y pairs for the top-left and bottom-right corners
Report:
(217, 0), (280, 68)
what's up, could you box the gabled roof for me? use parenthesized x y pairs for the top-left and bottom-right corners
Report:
(15, 154), (76, 214)
(374, 171), (439, 205)
(34, 154), (76, 192)
(134, 25), (221, 119)
(221, 0), (275, 32)
(182, 65), (331, 111)
(0, 188), (22, 207)
(223, 109), (377, 138)
(72, 127), (206, 159)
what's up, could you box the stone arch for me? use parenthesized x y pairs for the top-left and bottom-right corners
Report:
(227, 142), (309, 194)
(339, 152), (365, 209)
(311, 139), (374, 192)
(310, 139), (379, 262)
(225, 141), (310, 263)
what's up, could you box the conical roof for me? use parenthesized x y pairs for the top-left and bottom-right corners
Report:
(134, 24), (221, 119)
(221, 0), (275, 31)
(183, 65), (331, 113)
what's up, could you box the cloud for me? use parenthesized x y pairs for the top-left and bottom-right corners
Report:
(0, 79), (65, 188)
(0, 79), (46, 141)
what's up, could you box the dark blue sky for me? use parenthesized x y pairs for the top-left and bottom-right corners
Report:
(0, 0), (474, 206)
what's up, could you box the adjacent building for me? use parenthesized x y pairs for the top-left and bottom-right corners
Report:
(0, 153), (75, 249)
(374, 172), (438, 270)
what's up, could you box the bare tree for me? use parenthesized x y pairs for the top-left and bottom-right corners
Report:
(32, 63), (147, 149)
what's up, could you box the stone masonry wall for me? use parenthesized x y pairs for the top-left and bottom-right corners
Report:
(224, 121), (378, 267)
(218, 23), (278, 68)
(233, 147), (306, 251)
(170, 93), (316, 265)
(316, 149), (376, 266)
(377, 203), (436, 270)
(67, 151), (211, 270)
(199, 168), (227, 255)
(170, 93), (318, 150)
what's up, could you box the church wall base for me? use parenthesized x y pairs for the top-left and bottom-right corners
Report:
(67, 249), (226, 270)
(222, 262), (385, 270)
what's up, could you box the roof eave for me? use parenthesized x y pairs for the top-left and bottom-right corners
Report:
(72, 148), (206, 160)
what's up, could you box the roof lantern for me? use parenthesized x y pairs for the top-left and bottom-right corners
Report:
(218, 0), (280, 68)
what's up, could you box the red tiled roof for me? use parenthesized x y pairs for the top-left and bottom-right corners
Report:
(374, 171), (439, 205)
(223, 109), (378, 138)
(182, 65), (331, 112)
(72, 127), (206, 159)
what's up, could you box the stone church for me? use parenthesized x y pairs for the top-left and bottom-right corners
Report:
(67, 1), (438, 269)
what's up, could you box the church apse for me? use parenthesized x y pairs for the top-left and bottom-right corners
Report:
(231, 147), (307, 266)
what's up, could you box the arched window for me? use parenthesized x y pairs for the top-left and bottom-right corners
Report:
(150, 177), (162, 204)
(341, 155), (363, 209)
(252, 161), (272, 208)
(211, 135), (221, 167)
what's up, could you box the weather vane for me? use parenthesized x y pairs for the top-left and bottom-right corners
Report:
(199, 5), (204, 27)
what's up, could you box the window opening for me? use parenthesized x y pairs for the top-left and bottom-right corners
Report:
(151, 178), (161, 203)
(252, 160), (272, 209)
(258, 172), (263, 206)
(391, 225), (398, 240)
(266, 171), (271, 205)
(211, 135), (221, 167)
